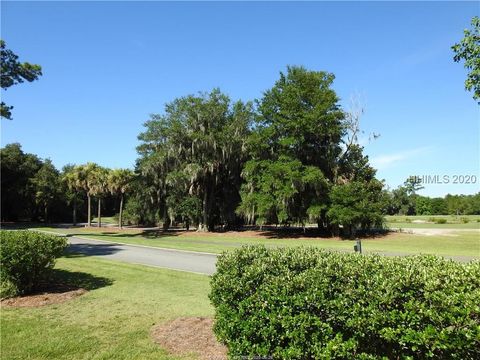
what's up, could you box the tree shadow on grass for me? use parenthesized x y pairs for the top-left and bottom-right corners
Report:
(62, 229), (182, 240)
(51, 268), (113, 290)
(252, 227), (391, 240)
(123, 229), (184, 239)
(34, 268), (114, 294)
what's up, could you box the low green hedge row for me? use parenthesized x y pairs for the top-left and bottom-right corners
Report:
(210, 246), (480, 359)
(0, 230), (67, 298)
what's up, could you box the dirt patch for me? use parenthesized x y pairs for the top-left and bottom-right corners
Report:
(151, 317), (227, 360)
(397, 228), (480, 236)
(1, 283), (87, 308)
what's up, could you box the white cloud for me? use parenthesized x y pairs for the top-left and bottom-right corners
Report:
(370, 147), (432, 170)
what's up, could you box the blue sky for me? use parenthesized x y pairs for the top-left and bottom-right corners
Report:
(1, 1), (479, 197)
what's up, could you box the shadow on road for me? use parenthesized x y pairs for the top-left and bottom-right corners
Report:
(65, 242), (123, 257)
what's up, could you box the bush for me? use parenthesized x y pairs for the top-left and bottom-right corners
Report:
(0, 230), (67, 298)
(435, 218), (447, 224)
(210, 246), (480, 359)
(460, 217), (470, 224)
(0, 278), (18, 299)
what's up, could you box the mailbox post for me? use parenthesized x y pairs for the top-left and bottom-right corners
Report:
(353, 238), (362, 254)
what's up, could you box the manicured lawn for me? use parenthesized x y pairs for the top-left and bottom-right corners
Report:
(91, 216), (117, 225)
(387, 222), (480, 229)
(361, 231), (480, 257)
(0, 256), (213, 360)
(386, 215), (480, 229)
(32, 226), (480, 258)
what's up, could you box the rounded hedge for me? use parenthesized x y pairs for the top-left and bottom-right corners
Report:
(210, 246), (480, 359)
(0, 230), (67, 298)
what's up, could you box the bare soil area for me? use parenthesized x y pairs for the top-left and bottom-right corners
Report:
(151, 317), (227, 360)
(1, 283), (87, 308)
(398, 228), (480, 236)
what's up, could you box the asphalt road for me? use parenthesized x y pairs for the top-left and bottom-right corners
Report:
(67, 236), (218, 275)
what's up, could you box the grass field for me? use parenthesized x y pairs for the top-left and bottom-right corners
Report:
(31, 226), (480, 258)
(386, 215), (480, 229)
(91, 216), (117, 225)
(0, 256), (212, 360)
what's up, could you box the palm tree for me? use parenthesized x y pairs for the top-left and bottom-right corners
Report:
(91, 166), (109, 228)
(75, 163), (101, 227)
(108, 168), (134, 228)
(62, 165), (82, 225)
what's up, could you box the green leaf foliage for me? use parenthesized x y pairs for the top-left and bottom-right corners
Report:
(0, 230), (67, 297)
(136, 88), (254, 230)
(239, 66), (380, 230)
(1, 143), (42, 221)
(327, 180), (385, 237)
(452, 16), (480, 102)
(31, 159), (61, 222)
(1, 39), (42, 119)
(238, 156), (327, 226)
(210, 246), (480, 359)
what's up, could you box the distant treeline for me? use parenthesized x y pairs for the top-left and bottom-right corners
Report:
(384, 185), (480, 216)
(2, 141), (476, 227)
(0, 143), (121, 224)
(2, 66), (478, 235)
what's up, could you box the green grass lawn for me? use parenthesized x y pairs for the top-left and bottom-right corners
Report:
(386, 215), (480, 229)
(1, 256), (213, 360)
(91, 216), (117, 225)
(32, 226), (480, 258)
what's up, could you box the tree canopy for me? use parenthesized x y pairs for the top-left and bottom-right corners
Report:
(452, 16), (480, 103)
(136, 88), (253, 231)
(237, 66), (381, 235)
(0, 40), (42, 119)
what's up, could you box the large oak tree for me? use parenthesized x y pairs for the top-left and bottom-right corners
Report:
(137, 89), (253, 231)
(238, 66), (382, 234)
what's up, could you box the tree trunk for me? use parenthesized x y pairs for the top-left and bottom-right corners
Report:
(87, 195), (92, 227)
(199, 190), (209, 232)
(44, 205), (48, 223)
(203, 190), (208, 230)
(119, 194), (124, 229)
(73, 196), (77, 226)
(162, 201), (170, 231)
(97, 198), (102, 228)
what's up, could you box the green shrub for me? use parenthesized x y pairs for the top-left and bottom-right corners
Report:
(0, 278), (18, 299)
(460, 217), (470, 224)
(435, 218), (447, 224)
(0, 230), (67, 297)
(210, 246), (480, 359)
(404, 217), (412, 223)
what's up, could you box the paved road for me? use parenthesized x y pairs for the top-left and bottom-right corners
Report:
(65, 236), (476, 276)
(67, 236), (218, 275)
(38, 228), (476, 275)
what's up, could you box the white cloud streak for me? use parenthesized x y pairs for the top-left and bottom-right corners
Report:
(370, 147), (432, 170)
